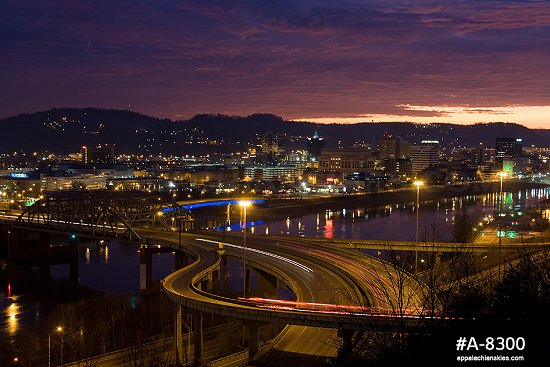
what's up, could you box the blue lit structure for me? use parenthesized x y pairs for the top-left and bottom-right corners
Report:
(213, 220), (265, 231)
(161, 199), (265, 213)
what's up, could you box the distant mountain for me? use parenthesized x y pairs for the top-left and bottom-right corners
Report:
(0, 108), (172, 153)
(1, 108), (549, 154)
(534, 129), (550, 143)
(183, 115), (550, 150)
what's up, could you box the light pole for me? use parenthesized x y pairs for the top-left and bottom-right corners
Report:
(48, 326), (62, 367)
(497, 171), (508, 282)
(239, 200), (252, 297)
(414, 181), (424, 274)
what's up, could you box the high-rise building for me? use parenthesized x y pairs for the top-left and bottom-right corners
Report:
(410, 140), (439, 173)
(81, 144), (116, 164)
(495, 138), (522, 158)
(379, 132), (397, 160)
(495, 137), (522, 173)
(256, 132), (286, 165)
(395, 137), (410, 159)
(379, 133), (410, 160)
(473, 147), (484, 164)
(307, 130), (325, 161)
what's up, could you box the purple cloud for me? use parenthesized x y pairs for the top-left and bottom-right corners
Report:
(1, 0), (549, 126)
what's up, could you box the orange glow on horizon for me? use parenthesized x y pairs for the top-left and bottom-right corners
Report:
(293, 104), (550, 129)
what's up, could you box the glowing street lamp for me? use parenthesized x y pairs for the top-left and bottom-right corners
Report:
(48, 326), (63, 367)
(497, 171), (508, 281)
(414, 181), (424, 274)
(239, 200), (252, 297)
(497, 171), (508, 206)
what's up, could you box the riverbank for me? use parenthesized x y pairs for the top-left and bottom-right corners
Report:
(249, 180), (549, 221)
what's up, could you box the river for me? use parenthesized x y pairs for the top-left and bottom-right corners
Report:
(2, 186), (549, 340)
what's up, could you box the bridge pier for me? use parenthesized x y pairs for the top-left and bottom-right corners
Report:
(245, 321), (259, 360)
(139, 246), (152, 291)
(220, 255), (228, 292)
(39, 262), (51, 279)
(257, 269), (278, 298)
(212, 268), (220, 294)
(337, 328), (355, 360)
(193, 313), (204, 366)
(174, 305), (184, 365)
(245, 267), (251, 298)
(174, 251), (189, 269)
(69, 255), (79, 284)
(200, 273), (214, 293)
(7, 229), (77, 260)
(212, 245), (225, 294)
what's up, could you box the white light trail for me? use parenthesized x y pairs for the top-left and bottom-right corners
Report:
(195, 238), (313, 273)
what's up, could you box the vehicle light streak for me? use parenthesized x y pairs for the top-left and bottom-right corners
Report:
(272, 240), (424, 312)
(239, 297), (423, 316)
(275, 240), (392, 307)
(195, 238), (313, 273)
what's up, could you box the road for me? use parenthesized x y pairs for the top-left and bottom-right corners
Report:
(149, 229), (360, 366)
(153, 229), (425, 366)
(3, 214), (429, 366)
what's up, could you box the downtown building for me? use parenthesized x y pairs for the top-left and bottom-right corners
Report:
(306, 130), (325, 164)
(81, 144), (116, 164)
(243, 165), (300, 182)
(495, 137), (523, 174)
(378, 133), (411, 177)
(410, 140), (440, 174)
(255, 132), (287, 165)
(318, 148), (376, 182)
(379, 132), (410, 160)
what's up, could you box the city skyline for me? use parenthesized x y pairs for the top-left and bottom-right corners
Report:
(2, 1), (550, 128)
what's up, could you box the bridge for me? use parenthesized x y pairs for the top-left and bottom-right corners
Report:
(2, 191), (539, 366)
(276, 235), (550, 253)
(146, 230), (432, 365)
(164, 198), (265, 212)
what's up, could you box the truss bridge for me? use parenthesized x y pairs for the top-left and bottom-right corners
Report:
(12, 191), (192, 241)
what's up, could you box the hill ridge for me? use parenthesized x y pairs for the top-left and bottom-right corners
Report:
(1, 108), (548, 154)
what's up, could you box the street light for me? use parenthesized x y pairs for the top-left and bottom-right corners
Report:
(414, 181), (424, 274)
(48, 326), (62, 367)
(239, 200), (252, 297)
(497, 171), (508, 282)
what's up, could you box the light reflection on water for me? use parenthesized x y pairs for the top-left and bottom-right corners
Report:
(1, 188), (548, 338)
(251, 188), (550, 242)
(5, 300), (19, 336)
(0, 240), (177, 339)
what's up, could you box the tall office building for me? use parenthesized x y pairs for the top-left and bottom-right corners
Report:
(410, 140), (439, 173)
(495, 138), (522, 158)
(81, 144), (116, 164)
(256, 132), (286, 165)
(379, 132), (397, 160)
(307, 130), (325, 161)
(395, 137), (410, 159)
(379, 133), (410, 160)
(495, 137), (522, 173)
(473, 147), (484, 164)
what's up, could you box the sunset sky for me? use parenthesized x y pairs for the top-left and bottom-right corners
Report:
(1, 1), (550, 128)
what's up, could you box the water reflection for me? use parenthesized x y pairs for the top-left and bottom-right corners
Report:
(5, 298), (19, 336)
(1, 188), (548, 340)
(1, 239), (180, 339)
(251, 189), (549, 242)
